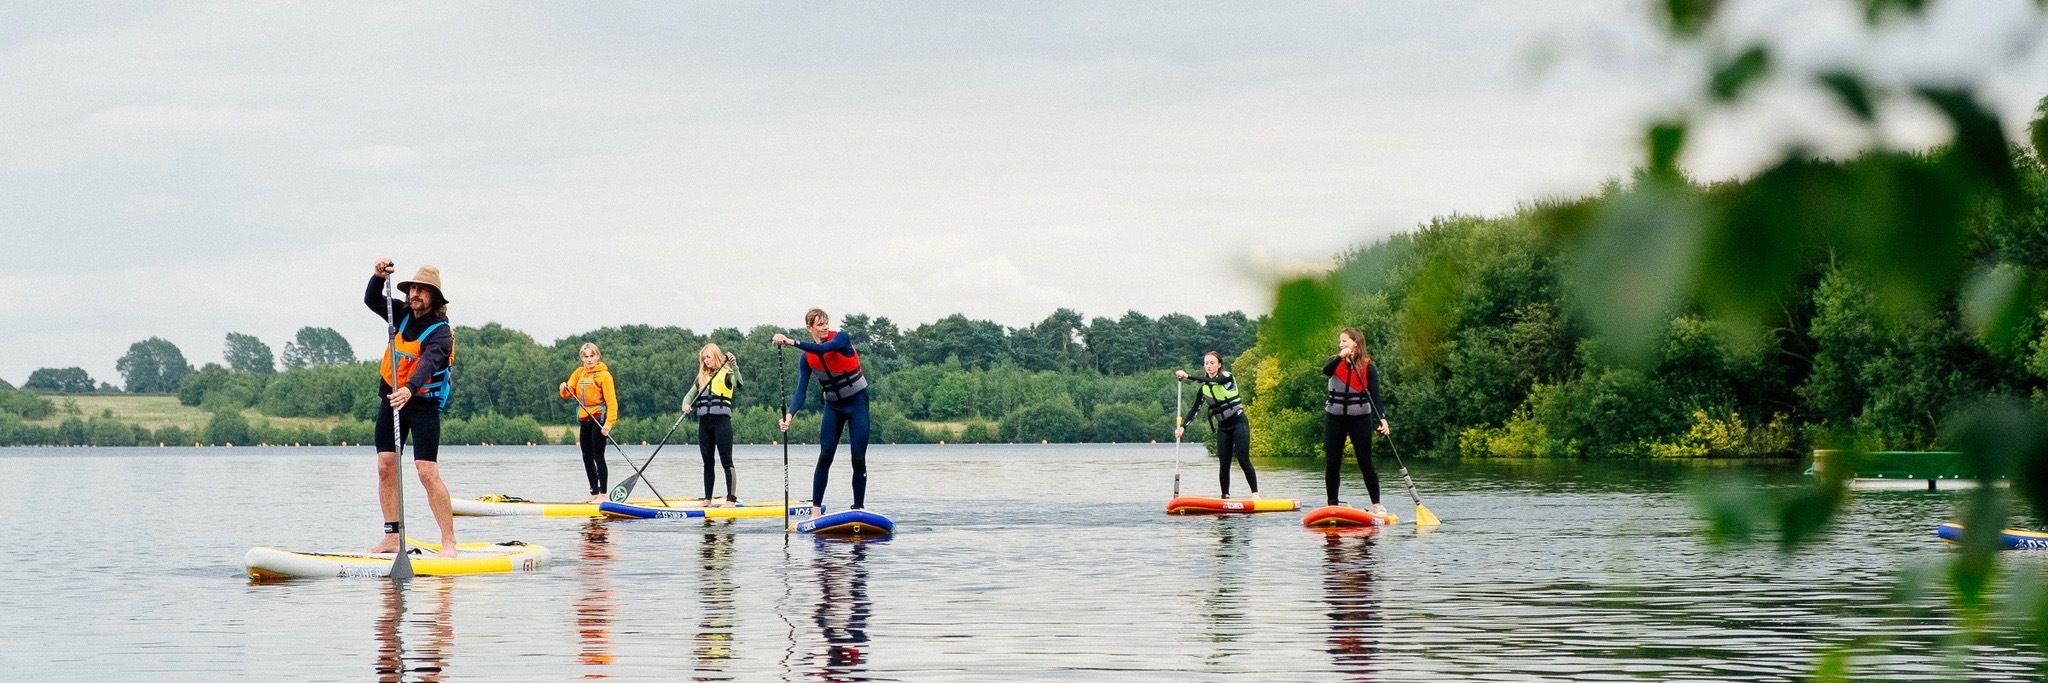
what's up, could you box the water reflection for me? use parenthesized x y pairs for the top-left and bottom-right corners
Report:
(577, 519), (617, 677)
(806, 539), (874, 682)
(1203, 516), (1251, 667)
(695, 521), (737, 680)
(375, 578), (453, 682)
(1320, 530), (1380, 681)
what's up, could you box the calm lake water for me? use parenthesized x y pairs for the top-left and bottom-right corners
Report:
(0, 444), (2035, 681)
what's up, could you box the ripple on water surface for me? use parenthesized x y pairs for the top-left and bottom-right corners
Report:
(0, 444), (2035, 681)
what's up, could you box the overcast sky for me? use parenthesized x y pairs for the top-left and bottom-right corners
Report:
(3, 1), (2044, 385)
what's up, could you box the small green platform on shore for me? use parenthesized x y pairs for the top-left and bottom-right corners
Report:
(1810, 450), (1990, 490)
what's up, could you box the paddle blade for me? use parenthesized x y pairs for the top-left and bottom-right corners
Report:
(608, 475), (639, 503)
(390, 543), (415, 579)
(1414, 503), (1442, 527)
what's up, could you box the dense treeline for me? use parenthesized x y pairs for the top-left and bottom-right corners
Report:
(1240, 138), (2048, 459)
(2, 309), (1254, 446)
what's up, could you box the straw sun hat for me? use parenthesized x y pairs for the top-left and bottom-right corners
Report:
(396, 265), (449, 303)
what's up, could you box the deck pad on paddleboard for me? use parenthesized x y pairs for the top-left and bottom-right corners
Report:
(599, 499), (812, 520)
(1302, 505), (1398, 528)
(246, 540), (549, 579)
(798, 510), (893, 537)
(1166, 496), (1299, 515)
(453, 494), (685, 517)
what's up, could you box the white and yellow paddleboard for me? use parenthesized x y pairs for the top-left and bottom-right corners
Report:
(452, 494), (686, 517)
(245, 538), (549, 580)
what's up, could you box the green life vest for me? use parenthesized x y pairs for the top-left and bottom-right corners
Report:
(1198, 373), (1245, 421)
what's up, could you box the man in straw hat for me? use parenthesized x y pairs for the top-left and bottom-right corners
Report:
(365, 258), (459, 557)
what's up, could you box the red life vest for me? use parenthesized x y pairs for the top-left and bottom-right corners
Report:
(803, 331), (868, 402)
(1325, 357), (1372, 416)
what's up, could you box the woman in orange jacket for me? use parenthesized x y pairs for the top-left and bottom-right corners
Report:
(560, 342), (620, 503)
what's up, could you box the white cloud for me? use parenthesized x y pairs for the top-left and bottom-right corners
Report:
(4, 0), (2044, 384)
(80, 105), (291, 133)
(334, 145), (422, 168)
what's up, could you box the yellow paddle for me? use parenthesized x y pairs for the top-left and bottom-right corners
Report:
(1368, 391), (1439, 527)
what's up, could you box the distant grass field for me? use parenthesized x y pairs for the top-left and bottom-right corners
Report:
(27, 393), (347, 431)
(28, 392), (583, 441)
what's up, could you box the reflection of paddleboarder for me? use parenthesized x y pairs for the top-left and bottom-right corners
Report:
(575, 519), (616, 671)
(1321, 532), (1380, 680)
(375, 578), (453, 683)
(807, 541), (873, 682)
(695, 530), (737, 671)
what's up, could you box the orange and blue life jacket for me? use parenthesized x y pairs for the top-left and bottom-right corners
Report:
(380, 314), (456, 410)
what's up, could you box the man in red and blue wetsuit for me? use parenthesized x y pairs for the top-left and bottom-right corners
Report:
(775, 308), (871, 515)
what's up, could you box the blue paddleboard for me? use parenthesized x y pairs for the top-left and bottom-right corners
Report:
(797, 509), (893, 537)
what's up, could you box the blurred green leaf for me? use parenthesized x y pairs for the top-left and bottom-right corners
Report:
(1530, 195), (1603, 247)
(1708, 45), (1771, 102)
(1661, 0), (1723, 38)
(1945, 398), (2045, 608)
(1397, 250), (1460, 369)
(1694, 156), (1840, 343)
(1836, 152), (1969, 317)
(1961, 264), (2037, 357)
(2030, 95), (2048, 162)
(1781, 445), (1857, 550)
(1860, 0), (1930, 25)
(1920, 87), (2022, 206)
(1268, 277), (1339, 363)
(1809, 646), (1852, 683)
(1647, 119), (1688, 180)
(1692, 475), (1768, 544)
(1818, 71), (1877, 122)
(1567, 182), (1702, 367)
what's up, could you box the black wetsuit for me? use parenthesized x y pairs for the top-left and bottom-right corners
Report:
(1183, 372), (1256, 497)
(686, 367), (743, 501)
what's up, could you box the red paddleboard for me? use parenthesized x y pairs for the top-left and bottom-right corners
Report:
(1165, 496), (1300, 515)
(1302, 505), (1398, 528)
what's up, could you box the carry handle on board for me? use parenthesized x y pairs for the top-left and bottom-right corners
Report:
(384, 268), (414, 580)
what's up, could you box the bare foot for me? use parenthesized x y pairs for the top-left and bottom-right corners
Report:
(1249, 491), (1261, 500)
(582, 494), (603, 504)
(367, 534), (400, 554)
(435, 537), (459, 558)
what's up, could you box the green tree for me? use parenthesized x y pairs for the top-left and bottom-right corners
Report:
(25, 367), (98, 393)
(1090, 401), (1163, 443)
(281, 326), (356, 369)
(116, 337), (193, 393)
(206, 409), (250, 446)
(223, 332), (275, 374)
(86, 415), (137, 447)
(999, 396), (1087, 443)
(0, 388), (54, 419)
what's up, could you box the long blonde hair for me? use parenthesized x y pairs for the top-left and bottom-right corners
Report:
(695, 342), (724, 386)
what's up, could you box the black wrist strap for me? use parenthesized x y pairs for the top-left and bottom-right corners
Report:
(383, 521), (402, 534)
